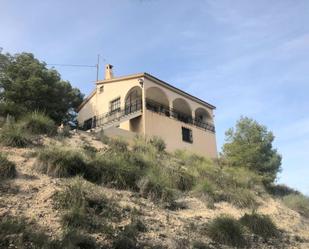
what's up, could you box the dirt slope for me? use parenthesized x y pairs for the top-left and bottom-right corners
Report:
(1, 133), (308, 249)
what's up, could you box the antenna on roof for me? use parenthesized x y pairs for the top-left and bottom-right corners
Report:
(96, 54), (100, 81)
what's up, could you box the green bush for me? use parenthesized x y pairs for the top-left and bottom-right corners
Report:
(0, 125), (32, 147)
(266, 184), (300, 197)
(239, 213), (279, 239)
(282, 194), (309, 218)
(138, 169), (176, 203)
(108, 137), (128, 152)
(149, 136), (166, 152)
(0, 153), (16, 179)
(36, 146), (88, 178)
(90, 152), (144, 189)
(206, 215), (246, 248)
(20, 111), (56, 135)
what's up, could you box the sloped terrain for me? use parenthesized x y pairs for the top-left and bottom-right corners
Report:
(0, 132), (309, 249)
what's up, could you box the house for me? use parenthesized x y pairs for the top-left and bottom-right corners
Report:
(77, 65), (217, 158)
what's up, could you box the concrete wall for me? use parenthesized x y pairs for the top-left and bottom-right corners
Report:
(77, 91), (97, 125)
(144, 110), (217, 158)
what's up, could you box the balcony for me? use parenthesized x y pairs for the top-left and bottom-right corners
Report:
(146, 98), (215, 133)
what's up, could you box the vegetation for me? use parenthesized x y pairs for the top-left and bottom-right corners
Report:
(53, 177), (120, 233)
(0, 216), (59, 249)
(240, 213), (279, 239)
(0, 124), (32, 147)
(36, 146), (89, 178)
(205, 215), (246, 248)
(0, 153), (16, 179)
(0, 51), (84, 123)
(20, 111), (56, 135)
(222, 117), (282, 185)
(282, 194), (309, 218)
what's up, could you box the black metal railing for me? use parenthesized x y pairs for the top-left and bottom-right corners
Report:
(83, 99), (142, 130)
(145, 98), (215, 133)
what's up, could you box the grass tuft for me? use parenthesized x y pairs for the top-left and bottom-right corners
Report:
(36, 146), (88, 178)
(0, 153), (16, 179)
(0, 125), (32, 147)
(239, 213), (279, 239)
(206, 215), (246, 248)
(20, 111), (56, 135)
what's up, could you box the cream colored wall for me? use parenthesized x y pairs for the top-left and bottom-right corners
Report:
(77, 92), (97, 125)
(78, 78), (144, 132)
(145, 110), (217, 158)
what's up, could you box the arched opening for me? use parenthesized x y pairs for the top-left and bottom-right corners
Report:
(172, 98), (192, 123)
(125, 86), (142, 114)
(194, 107), (213, 129)
(195, 107), (211, 123)
(145, 87), (170, 115)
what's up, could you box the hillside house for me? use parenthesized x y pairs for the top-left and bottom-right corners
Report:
(77, 65), (217, 157)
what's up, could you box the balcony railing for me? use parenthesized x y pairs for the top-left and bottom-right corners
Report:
(146, 98), (215, 133)
(82, 100), (142, 130)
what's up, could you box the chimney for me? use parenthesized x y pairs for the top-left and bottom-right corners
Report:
(105, 64), (114, 80)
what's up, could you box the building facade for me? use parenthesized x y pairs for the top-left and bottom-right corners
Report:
(78, 65), (217, 158)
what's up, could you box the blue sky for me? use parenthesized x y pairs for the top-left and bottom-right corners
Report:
(1, 0), (308, 194)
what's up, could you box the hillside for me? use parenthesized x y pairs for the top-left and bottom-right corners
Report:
(1, 131), (309, 249)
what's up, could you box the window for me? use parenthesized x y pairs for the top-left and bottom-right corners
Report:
(99, 86), (104, 93)
(182, 127), (193, 143)
(110, 97), (121, 113)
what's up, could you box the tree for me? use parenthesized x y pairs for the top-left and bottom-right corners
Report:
(0, 51), (84, 123)
(222, 117), (282, 184)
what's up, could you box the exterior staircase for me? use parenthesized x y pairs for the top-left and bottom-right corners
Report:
(93, 109), (142, 132)
(85, 100), (142, 133)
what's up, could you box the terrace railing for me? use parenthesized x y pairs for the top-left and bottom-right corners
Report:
(145, 98), (215, 133)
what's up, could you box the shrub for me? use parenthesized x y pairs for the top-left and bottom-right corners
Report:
(206, 215), (246, 248)
(282, 194), (309, 218)
(170, 167), (196, 192)
(138, 169), (176, 203)
(266, 184), (300, 197)
(239, 213), (279, 239)
(36, 146), (88, 178)
(219, 188), (258, 209)
(108, 137), (128, 152)
(20, 111), (56, 135)
(0, 153), (16, 179)
(0, 125), (32, 147)
(90, 152), (143, 189)
(149, 136), (166, 152)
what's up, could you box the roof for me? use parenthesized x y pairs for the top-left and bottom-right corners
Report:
(78, 72), (216, 111)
